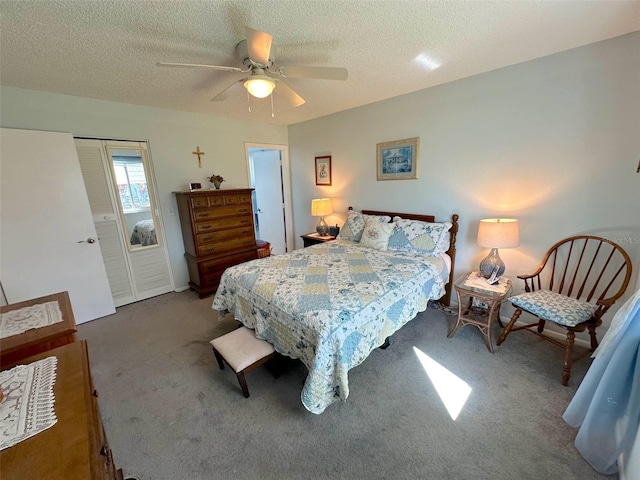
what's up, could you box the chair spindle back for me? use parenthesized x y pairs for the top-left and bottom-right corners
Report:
(521, 236), (632, 318)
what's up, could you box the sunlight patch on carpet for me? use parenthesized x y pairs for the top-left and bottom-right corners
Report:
(413, 346), (472, 420)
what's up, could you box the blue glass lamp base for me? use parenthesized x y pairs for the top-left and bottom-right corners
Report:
(316, 217), (329, 236)
(479, 248), (505, 278)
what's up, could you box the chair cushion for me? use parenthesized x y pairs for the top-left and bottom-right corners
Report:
(210, 327), (275, 373)
(510, 290), (598, 327)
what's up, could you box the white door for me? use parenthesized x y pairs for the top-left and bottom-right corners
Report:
(0, 128), (115, 323)
(246, 143), (295, 254)
(251, 149), (288, 254)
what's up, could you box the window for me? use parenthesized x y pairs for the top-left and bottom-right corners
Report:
(112, 157), (150, 212)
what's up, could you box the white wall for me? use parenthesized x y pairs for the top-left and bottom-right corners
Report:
(288, 32), (640, 332)
(0, 87), (288, 289)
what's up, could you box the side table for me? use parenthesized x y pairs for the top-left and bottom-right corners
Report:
(448, 273), (512, 353)
(301, 232), (336, 247)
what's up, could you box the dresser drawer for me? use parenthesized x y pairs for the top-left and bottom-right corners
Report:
(196, 236), (257, 256)
(195, 215), (253, 233)
(190, 193), (251, 210)
(194, 205), (252, 221)
(199, 250), (258, 274)
(196, 226), (254, 246)
(198, 251), (258, 285)
(198, 251), (258, 289)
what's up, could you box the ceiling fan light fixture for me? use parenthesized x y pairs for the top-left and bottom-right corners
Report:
(244, 75), (276, 98)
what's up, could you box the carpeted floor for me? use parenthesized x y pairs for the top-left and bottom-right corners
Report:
(78, 291), (613, 480)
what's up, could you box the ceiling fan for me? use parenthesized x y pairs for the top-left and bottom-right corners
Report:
(157, 27), (348, 107)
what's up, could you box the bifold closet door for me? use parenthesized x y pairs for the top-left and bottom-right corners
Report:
(75, 139), (136, 307)
(75, 138), (174, 306)
(0, 128), (115, 323)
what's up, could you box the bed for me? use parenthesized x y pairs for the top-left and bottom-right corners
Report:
(130, 219), (157, 246)
(212, 209), (459, 414)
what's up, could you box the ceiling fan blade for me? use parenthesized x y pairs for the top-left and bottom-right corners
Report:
(274, 65), (348, 81)
(246, 27), (272, 66)
(157, 62), (247, 73)
(211, 79), (245, 101)
(273, 81), (305, 107)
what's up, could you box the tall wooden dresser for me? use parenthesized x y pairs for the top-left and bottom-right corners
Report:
(174, 188), (258, 298)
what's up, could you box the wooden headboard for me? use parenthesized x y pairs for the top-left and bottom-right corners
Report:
(351, 207), (459, 306)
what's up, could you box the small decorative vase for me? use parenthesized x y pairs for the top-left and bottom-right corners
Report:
(213, 181), (221, 190)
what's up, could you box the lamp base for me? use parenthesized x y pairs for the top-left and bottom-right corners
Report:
(316, 217), (329, 236)
(479, 248), (505, 278)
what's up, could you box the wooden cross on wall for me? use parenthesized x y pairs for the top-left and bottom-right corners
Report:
(192, 146), (205, 168)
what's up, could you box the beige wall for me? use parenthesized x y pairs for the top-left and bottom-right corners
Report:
(0, 87), (288, 289)
(288, 32), (640, 331)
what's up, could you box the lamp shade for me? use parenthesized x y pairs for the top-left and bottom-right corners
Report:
(244, 75), (276, 98)
(311, 198), (333, 217)
(477, 218), (520, 248)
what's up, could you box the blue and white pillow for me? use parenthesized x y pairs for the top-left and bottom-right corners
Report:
(337, 211), (391, 242)
(510, 290), (597, 327)
(388, 218), (452, 256)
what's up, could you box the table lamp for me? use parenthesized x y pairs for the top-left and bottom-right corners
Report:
(477, 218), (519, 278)
(311, 198), (333, 236)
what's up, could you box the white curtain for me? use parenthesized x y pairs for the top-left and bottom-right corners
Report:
(563, 287), (640, 474)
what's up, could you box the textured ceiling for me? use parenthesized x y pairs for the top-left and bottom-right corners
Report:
(1, 1), (639, 126)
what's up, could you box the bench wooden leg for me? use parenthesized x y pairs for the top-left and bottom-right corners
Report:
(212, 347), (225, 370)
(236, 371), (250, 398)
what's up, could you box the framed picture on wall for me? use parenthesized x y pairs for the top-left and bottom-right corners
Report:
(376, 137), (419, 181)
(315, 155), (332, 186)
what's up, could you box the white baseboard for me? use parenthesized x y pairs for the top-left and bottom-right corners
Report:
(174, 285), (191, 293)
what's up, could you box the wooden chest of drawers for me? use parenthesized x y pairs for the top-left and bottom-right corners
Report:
(174, 189), (258, 298)
(0, 341), (123, 480)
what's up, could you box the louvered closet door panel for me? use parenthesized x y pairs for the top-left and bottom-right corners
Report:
(94, 222), (134, 306)
(75, 139), (136, 307)
(75, 145), (114, 215)
(129, 248), (173, 300)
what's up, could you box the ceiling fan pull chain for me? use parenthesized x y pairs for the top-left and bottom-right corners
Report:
(247, 89), (251, 112)
(271, 93), (275, 118)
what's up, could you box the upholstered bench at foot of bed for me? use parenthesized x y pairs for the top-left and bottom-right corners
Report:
(210, 326), (276, 398)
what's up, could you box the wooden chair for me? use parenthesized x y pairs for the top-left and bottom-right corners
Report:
(497, 235), (632, 385)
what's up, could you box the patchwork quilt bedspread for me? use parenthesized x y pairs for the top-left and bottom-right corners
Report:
(212, 239), (448, 414)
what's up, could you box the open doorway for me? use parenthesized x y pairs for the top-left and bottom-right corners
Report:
(245, 143), (294, 255)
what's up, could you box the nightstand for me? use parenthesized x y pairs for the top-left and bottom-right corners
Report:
(447, 273), (512, 353)
(301, 232), (336, 247)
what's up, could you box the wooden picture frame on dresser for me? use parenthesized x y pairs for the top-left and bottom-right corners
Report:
(174, 188), (258, 298)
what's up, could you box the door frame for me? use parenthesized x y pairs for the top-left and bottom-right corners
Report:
(244, 142), (294, 253)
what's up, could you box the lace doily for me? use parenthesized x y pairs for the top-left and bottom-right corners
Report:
(0, 356), (58, 450)
(0, 301), (63, 339)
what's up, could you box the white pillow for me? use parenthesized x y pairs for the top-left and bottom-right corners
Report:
(359, 217), (395, 250)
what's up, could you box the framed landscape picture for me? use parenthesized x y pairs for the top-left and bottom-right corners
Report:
(315, 155), (332, 186)
(376, 137), (419, 181)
